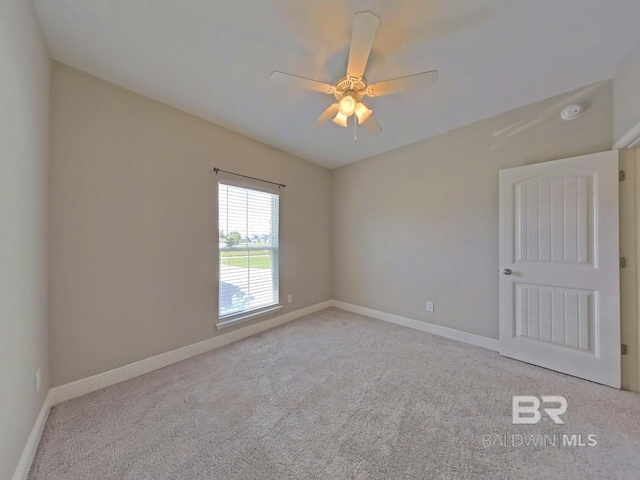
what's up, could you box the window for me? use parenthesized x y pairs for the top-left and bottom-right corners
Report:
(218, 179), (280, 325)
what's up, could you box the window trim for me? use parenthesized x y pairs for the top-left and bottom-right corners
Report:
(216, 304), (284, 330)
(216, 178), (280, 326)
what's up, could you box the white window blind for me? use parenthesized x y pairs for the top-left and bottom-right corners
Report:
(218, 181), (279, 319)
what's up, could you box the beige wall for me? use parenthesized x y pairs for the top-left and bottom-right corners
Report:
(614, 36), (640, 143)
(49, 62), (331, 387)
(332, 82), (613, 342)
(0, 1), (51, 478)
(44, 61), (640, 393)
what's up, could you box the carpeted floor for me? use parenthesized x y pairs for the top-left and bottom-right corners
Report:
(29, 308), (640, 479)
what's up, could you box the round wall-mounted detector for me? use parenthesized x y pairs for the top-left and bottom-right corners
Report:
(561, 104), (584, 121)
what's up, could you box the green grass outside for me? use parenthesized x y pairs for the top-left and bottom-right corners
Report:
(220, 254), (271, 269)
(220, 249), (270, 257)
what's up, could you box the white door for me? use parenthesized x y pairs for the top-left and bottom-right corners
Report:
(499, 150), (620, 388)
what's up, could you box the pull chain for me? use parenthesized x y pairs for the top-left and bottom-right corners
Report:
(353, 116), (357, 143)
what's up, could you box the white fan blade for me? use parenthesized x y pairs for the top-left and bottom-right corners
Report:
(367, 70), (438, 97)
(347, 11), (380, 78)
(271, 71), (334, 94)
(362, 114), (382, 135)
(308, 104), (340, 133)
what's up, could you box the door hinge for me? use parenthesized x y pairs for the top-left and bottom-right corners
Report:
(620, 257), (627, 268)
(621, 344), (628, 355)
(620, 170), (626, 181)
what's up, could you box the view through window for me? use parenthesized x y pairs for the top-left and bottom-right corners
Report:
(218, 182), (279, 318)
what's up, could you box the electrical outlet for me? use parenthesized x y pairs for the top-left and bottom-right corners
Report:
(36, 369), (41, 393)
(287, 294), (293, 304)
(426, 301), (435, 312)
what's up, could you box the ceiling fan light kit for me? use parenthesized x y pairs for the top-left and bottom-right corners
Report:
(271, 11), (438, 137)
(338, 94), (357, 116)
(355, 102), (373, 124)
(333, 112), (349, 127)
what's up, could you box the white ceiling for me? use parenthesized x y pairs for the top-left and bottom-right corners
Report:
(33, 0), (640, 169)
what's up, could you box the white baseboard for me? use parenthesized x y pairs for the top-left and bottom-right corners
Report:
(48, 299), (497, 408)
(12, 392), (52, 480)
(330, 300), (500, 351)
(17, 298), (494, 479)
(48, 300), (332, 406)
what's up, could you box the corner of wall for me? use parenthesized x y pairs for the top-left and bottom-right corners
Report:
(1, 0), (51, 478)
(635, 147), (640, 392)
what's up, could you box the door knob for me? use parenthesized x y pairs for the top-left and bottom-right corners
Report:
(503, 269), (513, 275)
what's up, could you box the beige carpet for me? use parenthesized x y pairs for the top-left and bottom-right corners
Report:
(29, 308), (640, 479)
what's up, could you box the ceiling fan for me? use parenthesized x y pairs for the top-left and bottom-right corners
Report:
(271, 11), (438, 136)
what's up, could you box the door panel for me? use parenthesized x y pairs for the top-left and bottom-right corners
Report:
(499, 150), (620, 387)
(514, 284), (593, 351)
(515, 176), (591, 264)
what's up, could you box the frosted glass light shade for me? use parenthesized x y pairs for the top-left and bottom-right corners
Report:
(355, 102), (373, 124)
(332, 112), (348, 127)
(338, 95), (356, 116)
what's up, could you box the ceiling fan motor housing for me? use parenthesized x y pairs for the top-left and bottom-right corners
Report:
(334, 75), (367, 101)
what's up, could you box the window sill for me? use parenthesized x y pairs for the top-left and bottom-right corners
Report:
(216, 305), (284, 330)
